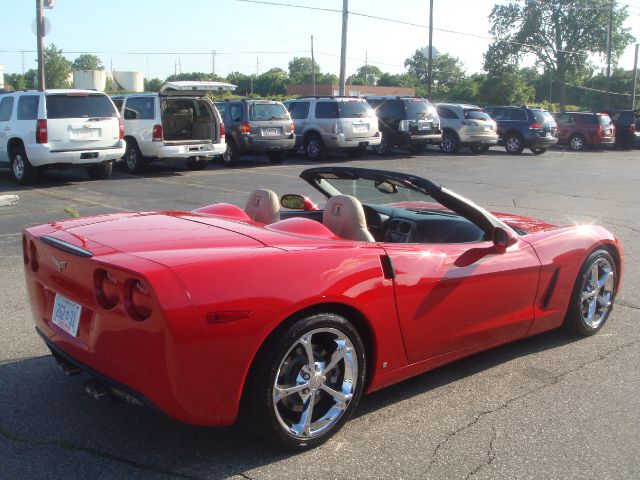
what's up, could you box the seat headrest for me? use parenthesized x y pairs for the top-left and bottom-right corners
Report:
(323, 195), (374, 242)
(244, 189), (280, 224)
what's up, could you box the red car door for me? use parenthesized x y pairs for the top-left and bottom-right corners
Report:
(383, 238), (540, 364)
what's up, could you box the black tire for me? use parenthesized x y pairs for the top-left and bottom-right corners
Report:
(304, 134), (327, 160)
(504, 133), (525, 154)
(86, 162), (113, 180)
(243, 312), (366, 450)
(568, 134), (585, 152)
(267, 151), (287, 164)
(374, 134), (394, 156)
(439, 130), (460, 154)
(10, 145), (38, 185)
(186, 157), (208, 170)
(530, 147), (547, 155)
(222, 140), (241, 166)
(563, 249), (617, 336)
(124, 140), (147, 173)
(408, 142), (428, 154)
(470, 145), (490, 154)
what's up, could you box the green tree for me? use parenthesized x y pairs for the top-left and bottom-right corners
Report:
(4, 73), (27, 91)
(485, 0), (633, 111)
(347, 65), (383, 86)
(477, 67), (535, 106)
(254, 68), (288, 96)
(165, 72), (226, 82)
(226, 71), (252, 95)
(288, 57), (320, 84)
(143, 78), (163, 92)
(44, 43), (72, 88)
(377, 72), (416, 88)
(404, 50), (467, 98)
(72, 54), (104, 71)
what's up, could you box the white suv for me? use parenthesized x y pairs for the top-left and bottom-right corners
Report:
(0, 89), (125, 185)
(435, 103), (498, 154)
(112, 81), (231, 173)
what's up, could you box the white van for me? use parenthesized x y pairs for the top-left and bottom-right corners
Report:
(0, 89), (125, 185)
(111, 81), (234, 173)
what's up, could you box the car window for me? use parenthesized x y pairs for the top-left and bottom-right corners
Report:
(112, 98), (124, 111)
(0, 96), (14, 121)
(249, 102), (288, 121)
(215, 103), (226, 118)
(288, 101), (310, 120)
(229, 104), (243, 122)
(436, 107), (458, 120)
(598, 115), (612, 126)
(378, 100), (404, 118)
(124, 97), (155, 120)
(555, 113), (569, 124)
(488, 108), (504, 120)
(505, 109), (527, 121)
(17, 95), (40, 120)
(46, 94), (116, 119)
(338, 101), (373, 118)
(532, 110), (554, 124)
(315, 101), (339, 119)
(463, 109), (491, 121)
(404, 99), (431, 118)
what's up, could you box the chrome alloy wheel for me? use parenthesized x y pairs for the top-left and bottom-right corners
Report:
(12, 153), (25, 180)
(272, 327), (358, 439)
(126, 147), (139, 171)
(441, 133), (455, 153)
(570, 135), (584, 151)
(506, 136), (522, 153)
(306, 138), (321, 159)
(580, 257), (615, 329)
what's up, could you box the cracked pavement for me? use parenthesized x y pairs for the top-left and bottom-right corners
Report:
(0, 148), (638, 479)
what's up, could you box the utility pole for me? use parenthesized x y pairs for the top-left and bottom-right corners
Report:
(36, 0), (45, 90)
(365, 51), (368, 86)
(605, 0), (614, 109)
(21, 51), (26, 74)
(632, 43), (639, 110)
(256, 57), (259, 76)
(427, 0), (434, 100)
(311, 35), (316, 95)
(211, 50), (216, 76)
(339, 0), (348, 96)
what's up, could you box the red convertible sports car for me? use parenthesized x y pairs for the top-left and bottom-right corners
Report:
(23, 167), (623, 449)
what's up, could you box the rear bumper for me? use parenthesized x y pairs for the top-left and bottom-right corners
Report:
(238, 135), (295, 154)
(146, 140), (226, 159)
(393, 131), (441, 146)
(323, 132), (382, 148)
(26, 141), (126, 167)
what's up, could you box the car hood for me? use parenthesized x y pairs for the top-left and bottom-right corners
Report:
(491, 212), (557, 233)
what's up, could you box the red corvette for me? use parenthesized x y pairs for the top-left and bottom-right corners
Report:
(23, 167), (623, 449)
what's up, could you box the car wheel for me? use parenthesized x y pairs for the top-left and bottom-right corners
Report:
(569, 134), (585, 152)
(304, 135), (327, 160)
(124, 141), (147, 173)
(530, 147), (547, 155)
(243, 312), (366, 450)
(222, 141), (241, 167)
(86, 162), (113, 180)
(470, 145), (490, 154)
(267, 151), (287, 164)
(186, 157), (208, 170)
(439, 131), (460, 154)
(408, 142), (428, 154)
(10, 145), (38, 186)
(563, 249), (617, 336)
(374, 135), (393, 156)
(504, 133), (525, 154)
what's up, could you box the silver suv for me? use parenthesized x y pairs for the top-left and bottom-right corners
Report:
(435, 103), (498, 154)
(285, 97), (381, 159)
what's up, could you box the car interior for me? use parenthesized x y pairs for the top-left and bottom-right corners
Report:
(161, 98), (216, 142)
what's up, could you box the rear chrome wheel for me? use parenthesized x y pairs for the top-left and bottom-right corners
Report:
(569, 134), (585, 152)
(244, 313), (365, 450)
(439, 131), (460, 154)
(10, 146), (38, 185)
(505, 134), (525, 154)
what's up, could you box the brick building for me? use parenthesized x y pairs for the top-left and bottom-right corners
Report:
(286, 83), (416, 97)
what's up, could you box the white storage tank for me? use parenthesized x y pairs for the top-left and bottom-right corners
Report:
(111, 71), (144, 92)
(73, 70), (106, 91)
(0, 65), (4, 88)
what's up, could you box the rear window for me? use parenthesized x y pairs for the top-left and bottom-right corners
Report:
(532, 110), (555, 124)
(17, 96), (40, 120)
(337, 100), (373, 118)
(46, 94), (117, 119)
(249, 102), (288, 121)
(464, 109), (491, 121)
(404, 99), (431, 118)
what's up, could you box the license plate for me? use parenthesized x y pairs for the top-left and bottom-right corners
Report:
(52, 294), (82, 337)
(71, 129), (101, 141)
(419, 122), (432, 131)
(262, 128), (279, 136)
(353, 124), (368, 133)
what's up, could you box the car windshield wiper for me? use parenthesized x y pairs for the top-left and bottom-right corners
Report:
(269, 116), (287, 120)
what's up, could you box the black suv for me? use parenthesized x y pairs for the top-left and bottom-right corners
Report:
(364, 96), (441, 155)
(485, 105), (558, 155)
(606, 110), (640, 149)
(215, 99), (295, 166)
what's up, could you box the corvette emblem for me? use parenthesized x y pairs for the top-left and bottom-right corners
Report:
(51, 256), (68, 272)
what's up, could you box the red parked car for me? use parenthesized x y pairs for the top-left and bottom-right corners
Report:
(554, 111), (615, 151)
(23, 167), (623, 449)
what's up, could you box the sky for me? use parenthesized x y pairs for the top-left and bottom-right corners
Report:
(1, 0), (640, 83)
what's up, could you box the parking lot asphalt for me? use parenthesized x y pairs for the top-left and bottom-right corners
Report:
(0, 146), (639, 479)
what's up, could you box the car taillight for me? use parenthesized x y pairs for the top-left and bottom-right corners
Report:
(629, 124), (635, 133)
(95, 269), (120, 309)
(126, 279), (152, 320)
(29, 240), (39, 273)
(290, 122), (294, 133)
(22, 235), (29, 266)
(529, 122), (542, 130)
(118, 117), (124, 140)
(152, 124), (163, 142)
(36, 119), (48, 144)
(399, 120), (410, 132)
(220, 122), (225, 137)
(332, 121), (343, 134)
(241, 121), (251, 135)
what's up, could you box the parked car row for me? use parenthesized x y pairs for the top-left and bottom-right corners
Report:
(1, 81), (638, 185)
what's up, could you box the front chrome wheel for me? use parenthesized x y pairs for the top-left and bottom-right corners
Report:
(580, 257), (615, 329)
(273, 328), (357, 439)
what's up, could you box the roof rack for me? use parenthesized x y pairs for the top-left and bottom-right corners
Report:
(295, 95), (361, 100)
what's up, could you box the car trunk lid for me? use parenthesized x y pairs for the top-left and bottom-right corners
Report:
(159, 81), (237, 97)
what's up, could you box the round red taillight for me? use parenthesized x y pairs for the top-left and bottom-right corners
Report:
(95, 269), (119, 309)
(29, 241), (39, 272)
(23, 235), (29, 266)
(127, 279), (152, 321)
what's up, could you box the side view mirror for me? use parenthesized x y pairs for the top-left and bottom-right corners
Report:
(492, 226), (518, 254)
(281, 194), (319, 211)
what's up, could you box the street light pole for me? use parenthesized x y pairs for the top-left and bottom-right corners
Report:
(633, 43), (639, 111)
(427, 0), (434, 100)
(36, 0), (45, 90)
(339, 0), (348, 96)
(605, 0), (613, 109)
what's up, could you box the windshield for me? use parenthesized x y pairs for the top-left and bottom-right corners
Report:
(532, 110), (555, 125)
(404, 99), (432, 119)
(464, 109), (491, 121)
(319, 176), (435, 206)
(338, 101), (374, 118)
(46, 94), (117, 118)
(249, 102), (288, 121)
